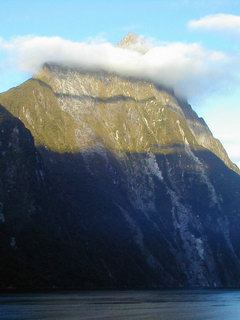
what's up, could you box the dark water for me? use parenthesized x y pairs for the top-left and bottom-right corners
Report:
(1, 290), (240, 320)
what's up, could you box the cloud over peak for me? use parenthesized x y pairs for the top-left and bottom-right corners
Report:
(0, 34), (236, 99)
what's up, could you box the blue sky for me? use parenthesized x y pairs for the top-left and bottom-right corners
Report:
(0, 0), (239, 165)
(1, 0), (239, 46)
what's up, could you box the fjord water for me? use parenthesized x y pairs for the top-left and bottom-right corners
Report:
(1, 290), (240, 320)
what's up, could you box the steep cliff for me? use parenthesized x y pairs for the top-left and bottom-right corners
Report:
(0, 57), (240, 288)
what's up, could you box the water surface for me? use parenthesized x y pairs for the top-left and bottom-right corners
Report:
(1, 290), (240, 319)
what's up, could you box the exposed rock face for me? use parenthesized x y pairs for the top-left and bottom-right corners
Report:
(0, 61), (240, 289)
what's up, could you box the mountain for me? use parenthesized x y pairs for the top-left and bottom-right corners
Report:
(0, 37), (240, 289)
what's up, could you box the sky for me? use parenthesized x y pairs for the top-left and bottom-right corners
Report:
(0, 0), (239, 166)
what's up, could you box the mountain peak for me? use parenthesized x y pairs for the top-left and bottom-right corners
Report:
(118, 33), (141, 47)
(118, 33), (151, 53)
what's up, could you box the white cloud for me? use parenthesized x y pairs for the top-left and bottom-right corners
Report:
(0, 35), (236, 99)
(188, 13), (240, 34)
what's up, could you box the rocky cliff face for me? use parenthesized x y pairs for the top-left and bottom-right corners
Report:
(0, 56), (240, 289)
